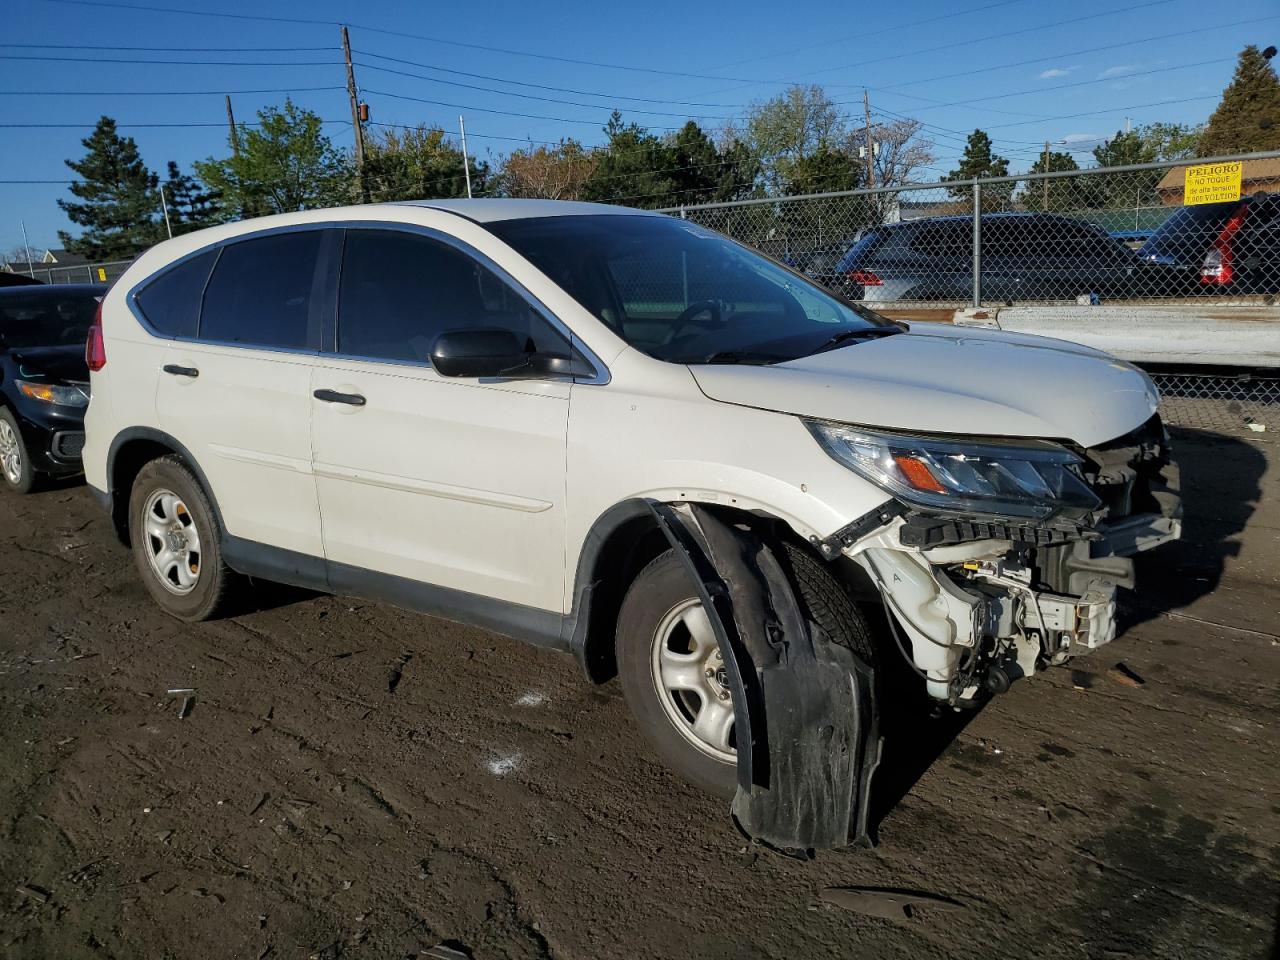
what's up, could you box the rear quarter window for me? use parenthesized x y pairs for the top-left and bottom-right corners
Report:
(134, 248), (218, 339)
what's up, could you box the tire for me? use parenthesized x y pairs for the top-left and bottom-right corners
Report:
(128, 455), (243, 621)
(0, 408), (38, 494)
(616, 541), (878, 799)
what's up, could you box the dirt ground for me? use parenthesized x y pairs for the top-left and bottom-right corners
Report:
(1, 426), (1277, 960)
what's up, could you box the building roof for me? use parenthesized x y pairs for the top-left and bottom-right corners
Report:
(1156, 157), (1280, 193)
(394, 198), (662, 223)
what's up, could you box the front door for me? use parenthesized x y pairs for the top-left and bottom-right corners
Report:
(310, 227), (572, 613)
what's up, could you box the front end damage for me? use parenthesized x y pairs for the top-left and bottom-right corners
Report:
(821, 415), (1182, 705)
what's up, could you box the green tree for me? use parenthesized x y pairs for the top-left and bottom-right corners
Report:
(194, 98), (349, 217)
(160, 161), (221, 234)
(1197, 44), (1280, 156)
(362, 125), (489, 202)
(745, 85), (845, 193)
(1021, 149), (1080, 212)
(581, 112), (676, 207)
(784, 143), (860, 195)
(709, 137), (760, 203)
(57, 116), (160, 259)
(1141, 122), (1202, 161)
(944, 129), (1012, 209)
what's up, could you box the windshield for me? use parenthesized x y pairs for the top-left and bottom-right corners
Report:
(489, 215), (891, 364)
(0, 289), (100, 349)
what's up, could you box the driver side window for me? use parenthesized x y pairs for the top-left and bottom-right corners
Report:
(336, 228), (567, 364)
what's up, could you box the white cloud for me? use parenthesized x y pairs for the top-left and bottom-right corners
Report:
(1099, 64), (1139, 79)
(1038, 68), (1071, 79)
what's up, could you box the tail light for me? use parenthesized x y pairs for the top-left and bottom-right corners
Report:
(86, 302), (106, 372)
(1200, 206), (1249, 285)
(846, 269), (883, 286)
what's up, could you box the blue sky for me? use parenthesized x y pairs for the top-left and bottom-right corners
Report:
(3, 0), (1277, 253)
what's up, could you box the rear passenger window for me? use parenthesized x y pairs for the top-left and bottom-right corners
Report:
(200, 231), (321, 349)
(134, 248), (218, 338)
(337, 229), (565, 364)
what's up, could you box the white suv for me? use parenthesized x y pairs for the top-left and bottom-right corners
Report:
(83, 200), (1180, 841)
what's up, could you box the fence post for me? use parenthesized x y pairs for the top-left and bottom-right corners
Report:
(971, 180), (982, 308)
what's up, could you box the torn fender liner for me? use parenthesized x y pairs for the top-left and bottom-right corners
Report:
(648, 501), (882, 850)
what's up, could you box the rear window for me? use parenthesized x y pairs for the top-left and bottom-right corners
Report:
(907, 221), (970, 258)
(200, 232), (321, 349)
(1138, 201), (1241, 265)
(0, 288), (101, 348)
(837, 229), (887, 270)
(134, 248), (218, 339)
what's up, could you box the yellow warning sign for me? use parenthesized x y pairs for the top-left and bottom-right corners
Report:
(1184, 162), (1242, 206)
(96, 267), (107, 282)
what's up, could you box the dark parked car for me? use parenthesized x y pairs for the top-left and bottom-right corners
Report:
(1138, 192), (1279, 296)
(0, 272), (44, 288)
(0, 284), (105, 493)
(832, 212), (1170, 303)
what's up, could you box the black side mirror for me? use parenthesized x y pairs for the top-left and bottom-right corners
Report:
(431, 328), (595, 380)
(431, 328), (526, 378)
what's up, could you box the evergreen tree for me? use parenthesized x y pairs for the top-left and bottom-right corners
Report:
(57, 116), (161, 259)
(160, 161), (221, 234)
(784, 143), (860, 195)
(1021, 149), (1080, 212)
(581, 112), (676, 208)
(1197, 44), (1280, 156)
(362, 125), (489, 202)
(944, 129), (1012, 208)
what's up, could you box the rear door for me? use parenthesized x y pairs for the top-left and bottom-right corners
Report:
(310, 226), (573, 613)
(155, 228), (332, 558)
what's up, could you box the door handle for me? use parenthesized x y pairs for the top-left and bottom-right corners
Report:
(163, 364), (199, 378)
(313, 388), (366, 406)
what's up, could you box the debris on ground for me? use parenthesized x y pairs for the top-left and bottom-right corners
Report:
(16, 884), (51, 904)
(1108, 662), (1146, 687)
(421, 943), (473, 960)
(818, 886), (965, 921)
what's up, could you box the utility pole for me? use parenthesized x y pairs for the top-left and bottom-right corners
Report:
(341, 26), (368, 200)
(158, 184), (173, 239)
(458, 115), (473, 199)
(1043, 140), (1050, 208)
(225, 95), (240, 157)
(20, 220), (34, 278)
(862, 89), (875, 189)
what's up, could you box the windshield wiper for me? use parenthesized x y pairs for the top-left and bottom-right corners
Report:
(811, 327), (902, 355)
(698, 350), (776, 365)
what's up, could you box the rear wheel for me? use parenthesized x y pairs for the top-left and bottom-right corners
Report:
(616, 542), (877, 798)
(128, 456), (243, 621)
(0, 409), (38, 494)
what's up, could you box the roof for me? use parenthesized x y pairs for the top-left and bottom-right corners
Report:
(393, 198), (661, 223)
(45, 248), (91, 266)
(1156, 157), (1280, 193)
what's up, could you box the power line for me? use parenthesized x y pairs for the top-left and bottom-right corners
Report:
(0, 86), (346, 96)
(0, 54), (339, 66)
(0, 42), (336, 51)
(985, 95), (1220, 129)
(355, 50), (741, 109)
(0, 120), (349, 128)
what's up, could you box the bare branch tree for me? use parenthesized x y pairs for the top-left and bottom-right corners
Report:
(501, 139), (597, 200)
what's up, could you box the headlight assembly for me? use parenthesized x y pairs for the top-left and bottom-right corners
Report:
(806, 421), (1100, 521)
(16, 380), (89, 408)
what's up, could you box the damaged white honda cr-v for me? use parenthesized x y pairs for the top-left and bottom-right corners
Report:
(84, 200), (1180, 850)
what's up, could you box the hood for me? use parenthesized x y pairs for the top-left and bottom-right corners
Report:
(9, 344), (90, 384)
(688, 322), (1158, 448)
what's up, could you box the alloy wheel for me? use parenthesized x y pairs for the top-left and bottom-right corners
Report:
(0, 419), (22, 486)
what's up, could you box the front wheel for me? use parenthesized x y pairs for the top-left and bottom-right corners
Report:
(0, 408), (38, 494)
(616, 543), (878, 799)
(128, 456), (243, 621)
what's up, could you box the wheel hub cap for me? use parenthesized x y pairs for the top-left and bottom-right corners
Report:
(651, 599), (736, 762)
(142, 489), (202, 595)
(0, 421), (21, 486)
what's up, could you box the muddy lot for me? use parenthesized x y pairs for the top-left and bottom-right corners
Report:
(1, 426), (1277, 960)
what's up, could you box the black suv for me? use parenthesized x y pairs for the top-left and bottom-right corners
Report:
(1138, 192), (1279, 296)
(833, 212), (1171, 303)
(0, 284), (105, 493)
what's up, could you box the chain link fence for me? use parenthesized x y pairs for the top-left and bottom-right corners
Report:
(662, 151), (1280, 309)
(3, 259), (133, 285)
(1151, 370), (1279, 435)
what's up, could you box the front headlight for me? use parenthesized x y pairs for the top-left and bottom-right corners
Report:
(806, 421), (1101, 521)
(16, 380), (89, 408)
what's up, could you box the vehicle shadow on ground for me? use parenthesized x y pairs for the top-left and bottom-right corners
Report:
(1120, 426), (1266, 633)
